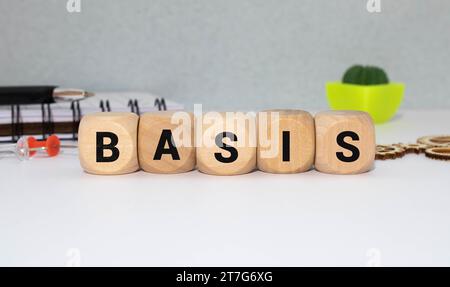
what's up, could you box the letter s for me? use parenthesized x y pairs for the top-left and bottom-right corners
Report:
(336, 131), (360, 162)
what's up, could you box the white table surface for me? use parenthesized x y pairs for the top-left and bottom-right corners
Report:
(1, 110), (449, 267)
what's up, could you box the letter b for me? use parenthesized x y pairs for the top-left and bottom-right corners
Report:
(96, 132), (120, 162)
(78, 112), (139, 175)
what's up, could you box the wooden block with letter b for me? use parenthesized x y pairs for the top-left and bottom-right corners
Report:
(314, 110), (375, 174)
(196, 112), (256, 175)
(257, 109), (315, 173)
(78, 112), (139, 175)
(138, 111), (195, 173)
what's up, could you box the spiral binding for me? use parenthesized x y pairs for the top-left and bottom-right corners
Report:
(10, 105), (22, 142)
(99, 100), (111, 112)
(154, 98), (167, 111)
(70, 101), (81, 140)
(3, 97), (166, 142)
(41, 103), (54, 140)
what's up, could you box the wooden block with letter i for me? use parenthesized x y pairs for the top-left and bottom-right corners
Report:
(196, 112), (256, 175)
(138, 111), (195, 173)
(314, 110), (375, 174)
(257, 109), (315, 173)
(78, 112), (139, 175)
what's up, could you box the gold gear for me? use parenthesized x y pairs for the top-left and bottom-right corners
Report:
(417, 135), (450, 147)
(393, 143), (430, 154)
(376, 144), (406, 160)
(425, 147), (450, 161)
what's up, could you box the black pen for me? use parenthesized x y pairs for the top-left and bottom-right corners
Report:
(0, 86), (94, 105)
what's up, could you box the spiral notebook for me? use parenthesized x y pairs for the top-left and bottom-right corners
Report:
(0, 92), (183, 142)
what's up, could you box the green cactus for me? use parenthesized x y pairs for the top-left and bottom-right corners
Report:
(342, 65), (389, 85)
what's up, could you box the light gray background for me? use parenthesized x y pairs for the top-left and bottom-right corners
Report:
(1, 0), (449, 110)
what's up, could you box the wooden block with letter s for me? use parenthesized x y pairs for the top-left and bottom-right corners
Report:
(314, 110), (375, 174)
(138, 111), (195, 173)
(257, 109), (315, 173)
(196, 112), (256, 175)
(78, 112), (139, 175)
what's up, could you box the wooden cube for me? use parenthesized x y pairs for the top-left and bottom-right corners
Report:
(257, 109), (315, 173)
(78, 112), (139, 175)
(314, 111), (375, 174)
(138, 111), (195, 173)
(196, 112), (256, 175)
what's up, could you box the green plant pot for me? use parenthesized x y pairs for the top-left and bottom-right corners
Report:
(326, 82), (405, 124)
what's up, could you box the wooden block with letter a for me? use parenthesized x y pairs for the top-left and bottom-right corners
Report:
(196, 112), (256, 175)
(314, 110), (375, 174)
(138, 111), (195, 173)
(78, 112), (139, 175)
(257, 109), (315, 173)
